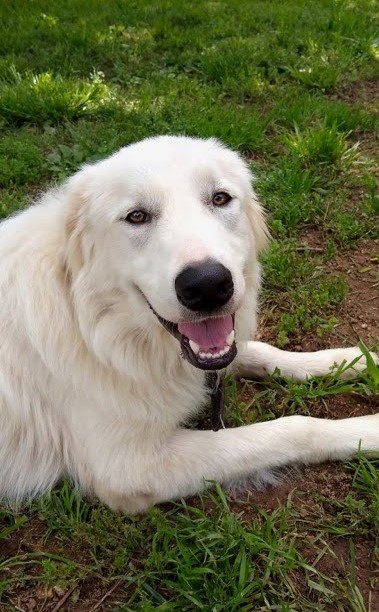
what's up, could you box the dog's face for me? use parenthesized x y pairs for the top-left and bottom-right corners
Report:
(66, 136), (267, 370)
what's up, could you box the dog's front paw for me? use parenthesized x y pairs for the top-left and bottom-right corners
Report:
(331, 346), (378, 379)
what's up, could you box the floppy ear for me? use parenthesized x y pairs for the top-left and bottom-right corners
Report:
(246, 187), (270, 254)
(226, 147), (269, 254)
(64, 170), (91, 275)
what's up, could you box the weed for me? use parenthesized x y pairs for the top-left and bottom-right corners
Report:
(284, 123), (360, 172)
(0, 70), (114, 125)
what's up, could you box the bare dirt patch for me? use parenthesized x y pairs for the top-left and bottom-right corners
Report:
(226, 462), (353, 515)
(330, 79), (379, 115)
(325, 240), (379, 346)
(305, 236), (378, 348)
(260, 233), (378, 350)
(309, 391), (378, 420)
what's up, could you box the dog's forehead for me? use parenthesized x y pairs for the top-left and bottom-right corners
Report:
(121, 140), (221, 178)
(110, 137), (250, 194)
(124, 135), (222, 163)
(83, 137), (252, 221)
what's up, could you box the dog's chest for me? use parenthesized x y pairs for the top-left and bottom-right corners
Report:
(143, 364), (209, 425)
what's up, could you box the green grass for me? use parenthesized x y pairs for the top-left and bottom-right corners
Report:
(1, 458), (378, 610)
(0, 0), (378, 609)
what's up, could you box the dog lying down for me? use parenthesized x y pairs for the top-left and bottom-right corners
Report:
(0, 135), (378, 513)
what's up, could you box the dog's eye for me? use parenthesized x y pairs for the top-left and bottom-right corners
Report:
(212, 192), (232, 207)
(125, 210), (150, 224)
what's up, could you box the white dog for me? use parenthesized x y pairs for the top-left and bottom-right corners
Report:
(0, 135), (377, 513)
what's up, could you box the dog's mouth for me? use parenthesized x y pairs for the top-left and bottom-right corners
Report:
(153, 310), (237, 371)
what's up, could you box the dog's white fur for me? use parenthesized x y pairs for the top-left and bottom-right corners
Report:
(0, 135), (377, 513)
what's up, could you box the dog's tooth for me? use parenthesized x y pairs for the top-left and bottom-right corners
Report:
(189, 340), (200, 355)
(226, 330), (235, 346)
(199, 350), (228, 360)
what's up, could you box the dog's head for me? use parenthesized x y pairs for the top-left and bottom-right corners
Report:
(65, 136), (268, 371)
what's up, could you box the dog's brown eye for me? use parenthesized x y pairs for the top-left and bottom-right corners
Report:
(125, 210), (149, 224)
(212, 192), (232, 206)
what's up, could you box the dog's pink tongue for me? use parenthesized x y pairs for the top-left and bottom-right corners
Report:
(178, 315), (233, 351)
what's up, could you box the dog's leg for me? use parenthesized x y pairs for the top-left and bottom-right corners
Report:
(89, 413), (379, 513)
(232, 341), (376, 381)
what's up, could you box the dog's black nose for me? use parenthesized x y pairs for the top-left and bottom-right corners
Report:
(175, 260), (234, 311)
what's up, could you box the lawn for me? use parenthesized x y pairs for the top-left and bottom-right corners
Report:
(0, 0), (378, 609)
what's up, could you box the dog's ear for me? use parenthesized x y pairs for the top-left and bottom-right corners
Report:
(246, 188), (270, 254)
(64, 170), (92, 275)
(224, 147), (269, 254)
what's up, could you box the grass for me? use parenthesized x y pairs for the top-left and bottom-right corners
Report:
(0, 0), (378, 609)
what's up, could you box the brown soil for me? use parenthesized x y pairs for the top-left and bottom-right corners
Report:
(325, 240), (379, 346)
(300, 235), (377, 348)
(329, 79), (379, 115)
(260, 234), (379, 350)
